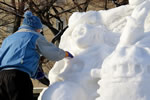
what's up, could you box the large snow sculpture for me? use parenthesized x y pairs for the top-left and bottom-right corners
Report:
(96, 1), (150, 100)
(38, 0), (150, 100)
(39, 11), (115, 100)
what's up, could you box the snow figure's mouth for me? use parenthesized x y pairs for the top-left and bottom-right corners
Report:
(100, 45), (150, 82)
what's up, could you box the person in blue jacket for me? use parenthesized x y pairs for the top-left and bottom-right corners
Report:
(0, 11), (73, 100)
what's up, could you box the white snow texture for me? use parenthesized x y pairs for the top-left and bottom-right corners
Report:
(38, 0), (150, 100)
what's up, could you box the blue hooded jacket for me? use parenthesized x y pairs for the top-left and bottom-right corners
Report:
(0, 29), (40, 78)
(0, 25), (66, 78)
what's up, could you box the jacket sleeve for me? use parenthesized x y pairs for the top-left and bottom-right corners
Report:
(36, 34), (66, 61)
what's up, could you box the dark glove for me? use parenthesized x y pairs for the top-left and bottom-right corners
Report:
(36, 70), (45, 80)
(65, 51), (74, 58)
(38, 76), (50, 86)
(36, 68), (50, 86)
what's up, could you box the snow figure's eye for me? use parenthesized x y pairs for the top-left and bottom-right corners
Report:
(113, 66), (117, 71)
(147, 65), (150, 73)
(122, 64), (128, 74)
(79, 27), (86, 36)
(134, 64), (141, 74)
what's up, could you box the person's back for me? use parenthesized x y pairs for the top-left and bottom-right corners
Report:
(0, 31), (40, 78)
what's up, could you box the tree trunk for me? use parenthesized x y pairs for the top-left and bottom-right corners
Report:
(104, 0), (108, 10)
(12, 0), (26, 33)
(13, 16), (21, 32)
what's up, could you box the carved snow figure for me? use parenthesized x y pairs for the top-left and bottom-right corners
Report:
(38, 11), (116, 100)
(96, 1), (150, 100)
(38, 0), (150, 100)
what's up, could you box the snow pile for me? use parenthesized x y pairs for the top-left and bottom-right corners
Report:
(38, 0), (150, 100)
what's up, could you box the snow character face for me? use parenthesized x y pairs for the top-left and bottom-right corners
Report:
(72, 24), (103, 49)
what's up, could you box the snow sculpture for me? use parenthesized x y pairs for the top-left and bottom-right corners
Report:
(38, 81), (87, 100)
(38, 0), (150, 100)
(39, 11), (116, 100)
(96, 1), (150, 100)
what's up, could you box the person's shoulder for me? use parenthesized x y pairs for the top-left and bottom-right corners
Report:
(16, 29), (38, 36)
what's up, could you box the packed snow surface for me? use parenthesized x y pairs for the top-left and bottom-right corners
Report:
(38, 0), (150, 100)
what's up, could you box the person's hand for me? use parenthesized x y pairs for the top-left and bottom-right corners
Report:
(38, 75), (50, 86)
(65, 51), (74, 58)
(36, 70), (45, 80)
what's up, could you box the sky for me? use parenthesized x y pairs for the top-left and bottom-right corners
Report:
(38, 0), (150, 100)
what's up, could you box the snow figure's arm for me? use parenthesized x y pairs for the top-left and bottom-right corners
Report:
(48, 60), (66, 84)
(118, 1), (150, 47)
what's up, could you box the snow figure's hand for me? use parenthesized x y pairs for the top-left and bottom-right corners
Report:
(131, 0), (150, 25)
(118, 1), (150, 46)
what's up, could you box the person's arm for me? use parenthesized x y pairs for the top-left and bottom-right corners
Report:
(36, 34), (73, 61)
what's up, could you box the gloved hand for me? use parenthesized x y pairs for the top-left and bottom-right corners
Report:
(65, 51), (74, 58)
(36, 70), (45, 80)
(38, 75), (50, 86)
